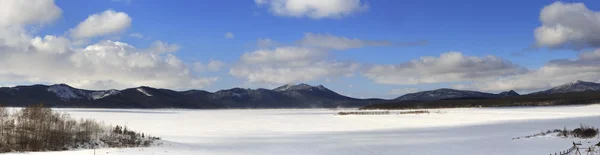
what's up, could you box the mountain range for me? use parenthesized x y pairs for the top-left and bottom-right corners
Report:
(394, 88), (519, 101)
(529, 80), (600, 95)
(0, 83), (383, 108)
(362, 80), (600, 110)
(0, 80), (599, 109)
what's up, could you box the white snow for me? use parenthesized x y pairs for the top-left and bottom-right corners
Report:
(89, 89), (120, 100)
(48, 85), (120, 100)
(137, 88), (153, 96)
(275, 83), (296, 91)
(47, 85), (82, 100)
(5, 105), (600, 155)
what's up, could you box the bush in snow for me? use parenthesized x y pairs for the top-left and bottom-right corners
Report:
(0, 104), (159, 153)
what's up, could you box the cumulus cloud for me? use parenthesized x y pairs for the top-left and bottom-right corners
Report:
(0, 37), (217, 90)
(230, 47), (358, 85)
(145, 41), (180, 54)
(0, 0), (62, 26)
(297, 33), (427, 50)
(30, 35), (71, 54)
(234, 33), (427, 86)
(240, 47), (326, 65)
(363, 52), (524, 85)
(0, 0), (217, 90)
(70, 10), (132, 39)
(194, 60), (224, 72)
(534, 2), (600, 49)
(224, 32), (235, 39)
(255, 0), (368, 19)
(468, 49), (600, 92)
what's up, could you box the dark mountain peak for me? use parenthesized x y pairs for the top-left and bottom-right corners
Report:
(182, 89), (211, 95)
(218, 87), (250, 93)
(395, 88), (497, 101)
(136, 86), (157, 90)
(49, 83), (74, 88)
(273, 83), (327, 92)
(498, 90), (519, 97)
(531, 80), (600, 95)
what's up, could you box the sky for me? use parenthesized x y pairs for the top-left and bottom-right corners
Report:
(1, 0), (600, 99)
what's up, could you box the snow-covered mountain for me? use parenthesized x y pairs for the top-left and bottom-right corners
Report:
(498, 90), (520, 97)
(0, 83), (379, 108)
(395, 88), (506, 101)
(274, 83), (327, 92)
(47, 84), (120, 101)
(530, 80), (600, 95)
(273, 83), (349, 100)
(206, 84), (367, 108)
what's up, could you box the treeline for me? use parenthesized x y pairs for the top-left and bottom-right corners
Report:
(0, 104), (159, 153)
(361, 91), (600, 110)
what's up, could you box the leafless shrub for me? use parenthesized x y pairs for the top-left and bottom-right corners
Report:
(337, 111), (390, 115)
(399, 110), (430, 115)
(0, 104), (159, 153)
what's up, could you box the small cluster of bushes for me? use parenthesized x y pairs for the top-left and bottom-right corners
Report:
(399, 110), (430, 115)
(512, 129), (563, 140)
(0, 104), (159, 153)
(513, 124), (598, 140)
(337, 111), (390, 115)
(566, 125), (598, 139)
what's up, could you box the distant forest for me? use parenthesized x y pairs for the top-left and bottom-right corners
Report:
(360, 91), (600, 110)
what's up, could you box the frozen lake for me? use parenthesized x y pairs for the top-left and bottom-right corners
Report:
(5, 105), (600, 155)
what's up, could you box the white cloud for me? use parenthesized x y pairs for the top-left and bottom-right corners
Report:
(233, 33), (427, 86)
(467, 49), (600, 92)
(30, 35), (71, 54)
(0, 0), (61, 26)
(534, 2), (600, 49)
(240, 47), (326, 65)
(255, 0), (267, 5)
(0, 38), (217, 90)
(230, 46), (358, 85)
(297, 33), (389, 50)
(363, 52), (524, 85)
(194, 60), (224, 72)
(0, 1), (217, 90)
(129, 33), (145, 39)
(70, 10), (132, 39)
(255, 0), (368, 19)
(297, 33), (427, 50)
(146, 41), (180, 54)
(257, 38), (278, 48)
(224, 32), (235, 39)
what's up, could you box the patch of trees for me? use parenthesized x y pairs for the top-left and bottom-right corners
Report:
(360, 91), (600, 110)
(0, 104), (159, 153)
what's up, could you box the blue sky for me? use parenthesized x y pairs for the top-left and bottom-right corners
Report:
(2, 0), (600, 99)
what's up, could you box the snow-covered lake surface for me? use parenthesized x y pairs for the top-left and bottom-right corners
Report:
(5, 105), (600, 155)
